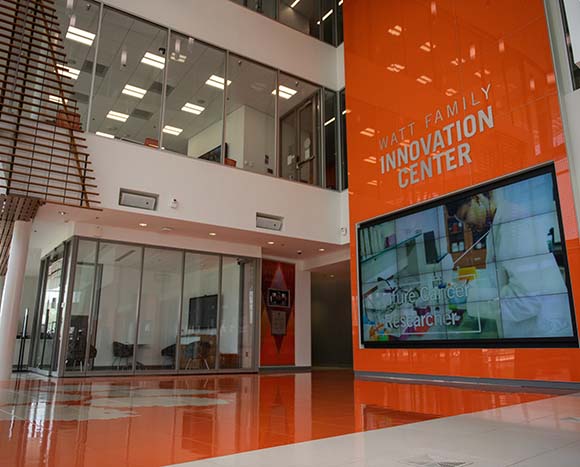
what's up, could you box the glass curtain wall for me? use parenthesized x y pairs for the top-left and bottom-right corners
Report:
(323, 89), (338, 190)
(278, 73), (321, 185)
(232, 0), (277, 19)
(339, 88), (348, 190)
(53, 0), (346, 191)
(33, 237), (259, 376)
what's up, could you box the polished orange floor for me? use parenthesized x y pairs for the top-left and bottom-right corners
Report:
(0, 370), (562, 467)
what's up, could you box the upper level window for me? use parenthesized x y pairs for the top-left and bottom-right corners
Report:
(560, 0), (580, 89)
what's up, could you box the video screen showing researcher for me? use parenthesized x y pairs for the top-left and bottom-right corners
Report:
(358, 168), (576, 346)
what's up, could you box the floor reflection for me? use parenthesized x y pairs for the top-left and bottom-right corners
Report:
(0, 370), (559, 467)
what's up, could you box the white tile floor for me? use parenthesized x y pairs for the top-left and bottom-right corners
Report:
(166, 393), (580, 467)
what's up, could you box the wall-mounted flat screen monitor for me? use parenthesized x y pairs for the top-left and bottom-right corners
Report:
(357, 165), (578, 348)
(188, 295), (218, 330)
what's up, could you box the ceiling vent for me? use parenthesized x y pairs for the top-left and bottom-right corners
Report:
(119, 189), (158, 211)
(256, 212), (283, 231)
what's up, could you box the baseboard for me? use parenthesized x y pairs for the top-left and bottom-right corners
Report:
(355, 370), (580, 391)
(259, 366), (312, 373)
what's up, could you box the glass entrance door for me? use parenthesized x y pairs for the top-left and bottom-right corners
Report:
(32, 245), (68, 374)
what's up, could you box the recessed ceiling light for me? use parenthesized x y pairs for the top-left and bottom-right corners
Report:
(141, 52), (165, 69)
(162, 125), (183, 136)
(290, 0), (301, 7)
(56, 64), (80, 80)
(267, 241), (275, 245)
(338, 0), (343, 5)
(206, 75), (231, 90)
(122, 84), (147, 99)
(324, 117), (336, 126)
(106, 110), (129, 122)
(181, 102), (205, 115)
(58, 211), (67, 216)
(209, 232), (217, 236)
(66, 26), (95, 46)
(318, 248), (326, 252)
(95, 131), (114, 139)
(330, 274), (335, 278)
(272, 85), (298, 100)
(139, 223), (148, 227)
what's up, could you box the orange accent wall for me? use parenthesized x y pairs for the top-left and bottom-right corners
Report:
(344, 0), (580, 382)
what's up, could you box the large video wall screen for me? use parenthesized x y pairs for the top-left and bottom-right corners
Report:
(357, 166), (578, 348)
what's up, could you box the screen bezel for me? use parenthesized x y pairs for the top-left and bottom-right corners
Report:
(356, 164), (579, 349)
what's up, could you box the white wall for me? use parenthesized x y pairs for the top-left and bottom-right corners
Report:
(88, 134), (344, 245)
(100, 0), (341, 90)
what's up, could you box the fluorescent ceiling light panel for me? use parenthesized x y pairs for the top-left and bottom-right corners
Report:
(56, 64), (80, 80)
(66, 26), (95, 46)
(322, 9), (333, 21)
(181, 102), (206, 115)
(95, 131), (114, 139)
(141, 52), (165, 69)
(290, 0), (301, 7)
(122, 84), (147, 99)
(106, 110), (129, 122)
(206, 74), (231, 90)
(162, 125), (183, 136)
(324, 117), (336, 126)
(338, 0), (343, 5)
(272, 85), (297, 100)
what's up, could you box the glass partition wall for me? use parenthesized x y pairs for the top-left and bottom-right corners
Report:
(30, 237), (259, 377)
(53, 0), (347, 191)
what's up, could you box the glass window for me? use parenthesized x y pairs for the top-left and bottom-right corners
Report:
(337, 0), (344, 44)
(219, 257), (256, 369)
(232, 0), (277, 19)
(162, 33), (226, 159)
(90, 7), (167, 146)
(54, 0), (100, 130)
(225, 55), (276, 174)
(135, 248), (183, 371)
(279, 0), (321, 41)
(339, 89), (348, 190)
(278, 73), (321, 185)
(180, 253), (220, 370)
(320, 0), (336, 45)
(91, 243), (142, 371)
(323, 89), (338, 189)
(65, 240), (97, 373)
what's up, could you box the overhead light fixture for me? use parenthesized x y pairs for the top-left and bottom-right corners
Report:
(360, 128), (375, 137)
(58, 211), (67, 216)
(416, 75), (432, 84)
(141, 52), (165, 69)
(122, 84), (147, 99)
(322, 9), (333, 21)
(106, 110), (129, 122)
(267, 241), (275, 245)
(56, 64), (80, 80)
(318, 248), (326, 252)
(95, 131), (114, 139)
(139, 223), (148, 227)
(209, 232), (217, 236)
(290, 0), (301, 7)
(338, 0), (343, 5)
(272, 85), (297, 99)
(324, 117), (335, 126)
(66, 25), (95, 46)
(162, 125), (183, 136)
(181, 102), (206, 115)
(388, 25), (402, 36)
(206, 74), (231, 90)
(330, 274), (335, 278)
(419, 41), (435, 52)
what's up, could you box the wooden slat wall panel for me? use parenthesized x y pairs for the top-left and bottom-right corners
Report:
(0, 0), (101, 274)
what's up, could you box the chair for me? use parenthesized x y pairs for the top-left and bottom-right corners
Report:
(66, 331), (97, 371)
(112, 341), (134, 369)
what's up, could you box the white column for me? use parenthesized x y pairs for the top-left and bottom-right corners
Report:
(0, 220), (32, 381)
